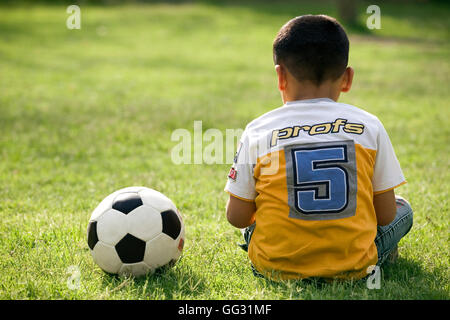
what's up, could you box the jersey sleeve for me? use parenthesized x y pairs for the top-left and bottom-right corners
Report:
(224, 129), (257, 201)
(372, 122), (406, 194)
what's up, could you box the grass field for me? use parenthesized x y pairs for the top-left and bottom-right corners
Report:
(0, 0), (449, 299)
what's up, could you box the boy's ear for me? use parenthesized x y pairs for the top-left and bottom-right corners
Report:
(341, 67), (354, 93)
(275, 64), (287, 91)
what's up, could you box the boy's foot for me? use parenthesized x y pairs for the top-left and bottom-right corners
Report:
(238, 243), (248, 252)
(238, 227), (252, 252)
(386, 245), (399, 264)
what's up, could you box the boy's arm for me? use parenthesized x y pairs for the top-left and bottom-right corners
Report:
(372, 120), (406, 226)
(226, 194), (256, 228)
(373, 189), (397, 226)
(224, 128), (257, 228)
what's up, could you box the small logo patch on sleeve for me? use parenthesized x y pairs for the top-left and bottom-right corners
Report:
(228, 167), (237, 181)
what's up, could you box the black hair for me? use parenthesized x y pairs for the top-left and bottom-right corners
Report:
(273, 15), (349, 85)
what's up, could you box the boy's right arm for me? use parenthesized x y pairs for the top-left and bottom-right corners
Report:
(372, 120), (406, 226)
(373, 189), (397, 226)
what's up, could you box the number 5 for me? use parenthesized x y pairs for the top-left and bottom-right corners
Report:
(285, 140), (357, 221)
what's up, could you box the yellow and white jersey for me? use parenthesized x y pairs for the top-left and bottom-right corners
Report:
(224, 98), (406, 280)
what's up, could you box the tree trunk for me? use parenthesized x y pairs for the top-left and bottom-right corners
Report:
(337, 0), (358, 25)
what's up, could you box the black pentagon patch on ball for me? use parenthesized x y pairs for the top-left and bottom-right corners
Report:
(112, 192), (143, 215)
(161, 210), (181, 240)
(115, 234), (146, 263)
(87, 221), (98, 250)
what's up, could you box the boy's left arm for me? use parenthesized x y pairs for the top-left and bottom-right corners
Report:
(224, 129), (257, 228)
(226, 195), (256, 228)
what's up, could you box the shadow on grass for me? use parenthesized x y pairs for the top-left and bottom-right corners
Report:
(255, 257), (449, 299)
(99, 262), (208, 299)
(380, 257), (449, 299)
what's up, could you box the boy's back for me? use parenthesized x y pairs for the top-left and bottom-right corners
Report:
(224, 15), (410, 280)
(226, 98), (405, 279)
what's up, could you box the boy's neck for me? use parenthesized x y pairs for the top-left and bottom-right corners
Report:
(282, 80), (341, 104)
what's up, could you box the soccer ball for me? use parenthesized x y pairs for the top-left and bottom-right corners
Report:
(87, 186), (185, 277)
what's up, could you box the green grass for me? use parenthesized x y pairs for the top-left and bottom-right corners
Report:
(0, 0), (449, 299)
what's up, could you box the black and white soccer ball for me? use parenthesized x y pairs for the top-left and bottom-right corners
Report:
(87, 186), (185, 277)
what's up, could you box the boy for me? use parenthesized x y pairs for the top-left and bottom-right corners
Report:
(224, 15), (413, 280)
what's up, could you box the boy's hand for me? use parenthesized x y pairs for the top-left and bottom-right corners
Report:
(226, 194), (256, 228)
(373, 189), (397, 226)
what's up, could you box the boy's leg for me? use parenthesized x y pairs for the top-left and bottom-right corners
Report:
(375, 196), (413, 265)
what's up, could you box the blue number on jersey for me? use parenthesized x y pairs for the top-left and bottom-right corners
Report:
(285, 140), (357, 221)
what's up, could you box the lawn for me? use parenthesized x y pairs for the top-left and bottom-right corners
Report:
(0, 0), (449, 299)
